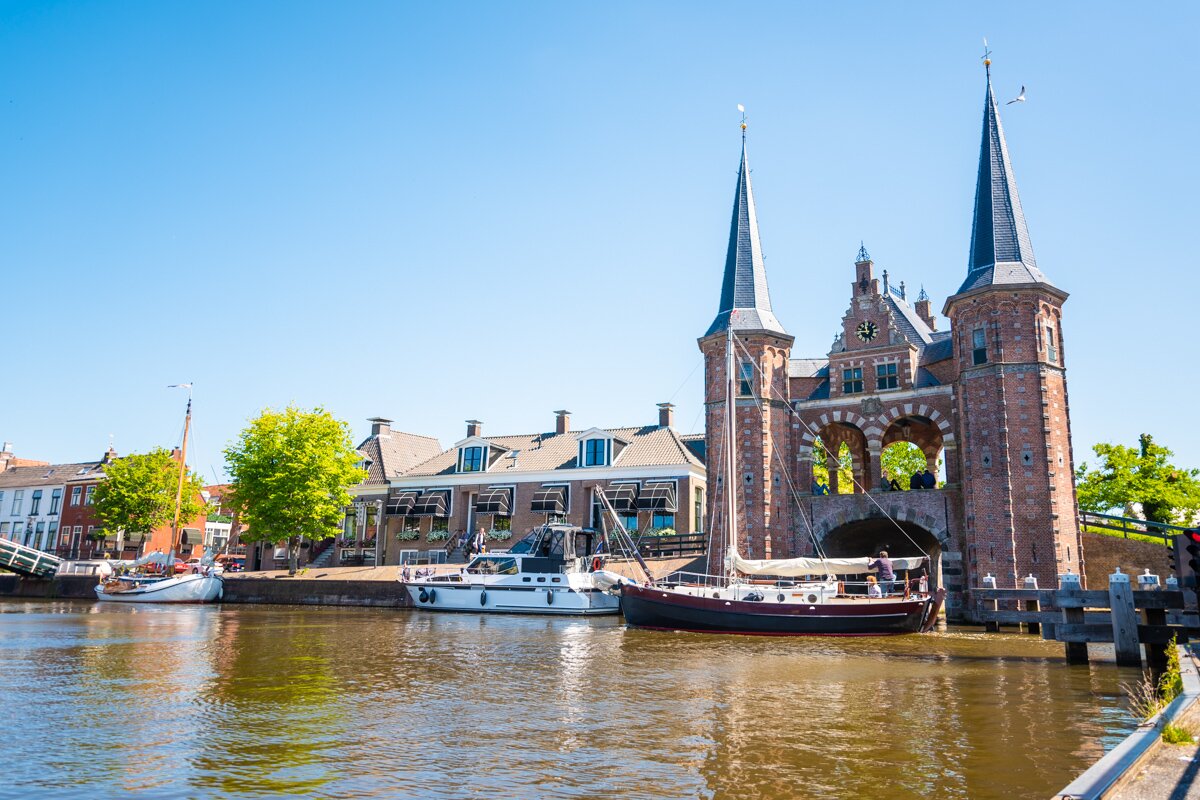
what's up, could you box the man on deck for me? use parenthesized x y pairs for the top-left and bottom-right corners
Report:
(868, 550), (895, 595)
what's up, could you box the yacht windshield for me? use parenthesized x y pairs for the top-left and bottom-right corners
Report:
(465, 556), (518, 575)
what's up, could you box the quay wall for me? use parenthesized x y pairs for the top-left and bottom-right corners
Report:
(0, 573), (96, 599)
(220, 577), (414, 608)
(1082, 532), (1172, 588)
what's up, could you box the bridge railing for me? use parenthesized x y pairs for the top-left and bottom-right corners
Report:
(1079, 511), (1192, 545)
(0, 538), (63, 579)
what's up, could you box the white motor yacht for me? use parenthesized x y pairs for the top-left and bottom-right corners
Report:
(402, 524), (620, 616)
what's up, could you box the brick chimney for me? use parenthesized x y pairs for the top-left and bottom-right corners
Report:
(466, 420), (483, 438)
(657, 402), (675, 428)
(914, 295), (937, 331)
(554, 410), (571, 435)
(102, 446), (117, 464)
(369, 417), (392, 437)
(0, 442), (12, 471)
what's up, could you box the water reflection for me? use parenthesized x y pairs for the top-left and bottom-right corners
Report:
(0, 602), (1134, 800)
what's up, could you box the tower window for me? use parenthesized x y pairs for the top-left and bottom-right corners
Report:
(876, 362), (898, 390)
(738, 361), (755, 397)
(972, 329), (988, 365)
(1046, 326), (1058, 364)
(842, 367), (863, 394)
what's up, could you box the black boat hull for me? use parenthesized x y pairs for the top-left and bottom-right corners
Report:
(619, 584), (939, 636)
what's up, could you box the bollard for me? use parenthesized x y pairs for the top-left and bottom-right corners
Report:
(1137, 569), (1160, 590)
(1060, 572), (1088, 664)
(1167, 575), (1180, 591)
(1109, 568), (1142, 668)
(1023, 574), (1040, 635)
(982, 573), (999, 632)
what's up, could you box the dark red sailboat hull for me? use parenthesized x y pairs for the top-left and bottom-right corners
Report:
(619, 584), (941, 636)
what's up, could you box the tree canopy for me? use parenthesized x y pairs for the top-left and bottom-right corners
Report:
(93, 447), (205, 544)
(224, 405), (365, 573)
(1076, 434), (1200, 526)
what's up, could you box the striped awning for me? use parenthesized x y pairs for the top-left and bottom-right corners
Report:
(636, 482), (677, 512)
(387, 490), (420, 516)
(603, 483), (639, 512)
(410, 491), (450, 517)
(475, 487), (512, 515)
(180, 528), (202, 546)
(531, 486), (567, 514)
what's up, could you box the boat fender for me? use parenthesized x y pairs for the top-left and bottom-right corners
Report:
(591, 556), (603, 572)
(428, 589), (436, 603)
(777, 593), (785, 602)
(480, 590), (487, 606)
(418, 588), (429, 603)
(547, 590), (554, 605)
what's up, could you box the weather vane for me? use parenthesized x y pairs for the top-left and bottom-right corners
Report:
(982, 37), (992, 72)
(737, 103), (746, 140)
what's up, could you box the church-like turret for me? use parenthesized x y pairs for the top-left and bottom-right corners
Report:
(945, 57), (1082, 591)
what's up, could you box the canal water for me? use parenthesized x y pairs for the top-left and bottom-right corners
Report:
(0, 601), (1136, 800)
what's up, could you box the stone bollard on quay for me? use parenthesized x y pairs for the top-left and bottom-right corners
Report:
(1108, 568), (1142, 668)
(1023, 574), (1040, 635)
(1059, 571), (1088, 664)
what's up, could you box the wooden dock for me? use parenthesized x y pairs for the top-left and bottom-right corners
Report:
(973, 569), (1189, 668)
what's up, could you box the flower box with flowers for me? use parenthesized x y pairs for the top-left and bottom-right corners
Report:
(485, 529), (512, 542)
(394, 530), (420, 542)
(427, 530), (449, 543)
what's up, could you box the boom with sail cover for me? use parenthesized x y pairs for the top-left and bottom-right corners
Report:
(730, 553), (926, 578)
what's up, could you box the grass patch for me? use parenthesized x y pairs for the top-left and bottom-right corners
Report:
(1162, 723), (1195, 745)
(1121, 636), (1184, 722)
(1081, 525), (1171, 546)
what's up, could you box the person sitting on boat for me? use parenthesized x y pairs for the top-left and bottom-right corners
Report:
(868, 550), (895, 595)
(866, 575), (883, 598)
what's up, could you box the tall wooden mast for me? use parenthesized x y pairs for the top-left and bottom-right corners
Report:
(170, 392), (192, 560)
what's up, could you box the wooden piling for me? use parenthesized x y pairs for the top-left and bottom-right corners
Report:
(1060, 573), (1088, 664)
(1023, 574), (1040, 635)
(983, 574), (999, 632)
(1139, 570), (1168, 673)
(1109, 569), (1142, 668)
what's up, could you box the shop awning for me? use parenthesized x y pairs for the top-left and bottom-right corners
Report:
(180, 528), (202, 546)
(387, 490), (420, 516)
(636, 482), (677, 512)
(475, 487), (512, 515)
(410, 491), (450, 517)
(531, 486), (567, 514)
(123, 531), (148, 545)
(603, 483), (639, 512)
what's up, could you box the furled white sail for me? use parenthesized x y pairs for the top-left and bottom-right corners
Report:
(731, 553), (926, 577)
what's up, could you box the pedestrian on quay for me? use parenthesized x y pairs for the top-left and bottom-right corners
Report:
(475, 526), (488, 556)
(868, 550), (895, 595)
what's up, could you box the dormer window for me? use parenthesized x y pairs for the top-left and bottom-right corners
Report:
(460, 446), (484, 473)
(584, 438), (608, 467)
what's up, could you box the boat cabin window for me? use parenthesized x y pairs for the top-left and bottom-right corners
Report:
(536, 577), (546, 582)
(522, 577), (531, 582)
(465, 556), (518, 575)
(552, 577), (561, 583)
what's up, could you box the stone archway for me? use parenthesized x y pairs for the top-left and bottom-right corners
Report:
(818, 515), (947, 590)
(811, 421), (869, 494)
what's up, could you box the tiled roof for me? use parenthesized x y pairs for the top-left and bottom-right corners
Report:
(400, 425), (703, 479)
(921, 333), (954, 365)
(0, 461), (106, 488)
(356, 430), (444, 484)
(788, 358), (829, 378)
(883, 289), (934, 347)
(705, 142), (787, 337)
(957, 68), (1056, 296)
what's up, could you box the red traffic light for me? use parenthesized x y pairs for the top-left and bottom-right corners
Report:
(1187, 529), (1200, 544)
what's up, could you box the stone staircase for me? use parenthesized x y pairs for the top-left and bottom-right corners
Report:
(308, 541), (337, 569)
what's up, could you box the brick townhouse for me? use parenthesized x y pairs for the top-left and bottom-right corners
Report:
(346, 406), (706, 565)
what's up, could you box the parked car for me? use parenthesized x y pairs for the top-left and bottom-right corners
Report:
(173, 558), (188, 574)
(215, 554), (245, 573)
(183, 558), (204, 573)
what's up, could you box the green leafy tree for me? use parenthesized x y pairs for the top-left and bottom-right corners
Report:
(881, 443), (943, 488)
(1076, 434), (1200, 526)
(811, 440), (853, 493)
(225, 406), (365, 574)
(93, 448), (205, 549)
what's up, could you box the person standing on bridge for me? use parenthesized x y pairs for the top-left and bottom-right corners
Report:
(921, 468), (936, 490)
(909, 471), (923, 491)
(869, 550), (895, 595)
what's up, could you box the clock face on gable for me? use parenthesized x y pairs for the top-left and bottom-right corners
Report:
(855, 321), (879, 342)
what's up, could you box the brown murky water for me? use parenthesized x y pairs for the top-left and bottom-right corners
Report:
(0, 601), (1137, 799)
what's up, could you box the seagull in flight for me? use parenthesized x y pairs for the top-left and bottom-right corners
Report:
(1006, 85), (1026, 105)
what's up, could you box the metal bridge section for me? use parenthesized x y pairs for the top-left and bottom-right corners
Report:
(0, 538), (62, 578)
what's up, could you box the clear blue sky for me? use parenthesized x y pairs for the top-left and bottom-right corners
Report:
(3, 1), (1197, 481)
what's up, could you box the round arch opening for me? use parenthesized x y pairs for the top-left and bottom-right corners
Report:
(821, 518), (943, 589)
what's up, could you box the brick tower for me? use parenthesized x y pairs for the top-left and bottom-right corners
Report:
(700, 136), (795, 570)
(943, 61), (1083, 590)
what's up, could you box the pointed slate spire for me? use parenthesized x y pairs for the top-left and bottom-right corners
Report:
(957, 65), (1054, 295)
(705, 141), (787, 337)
